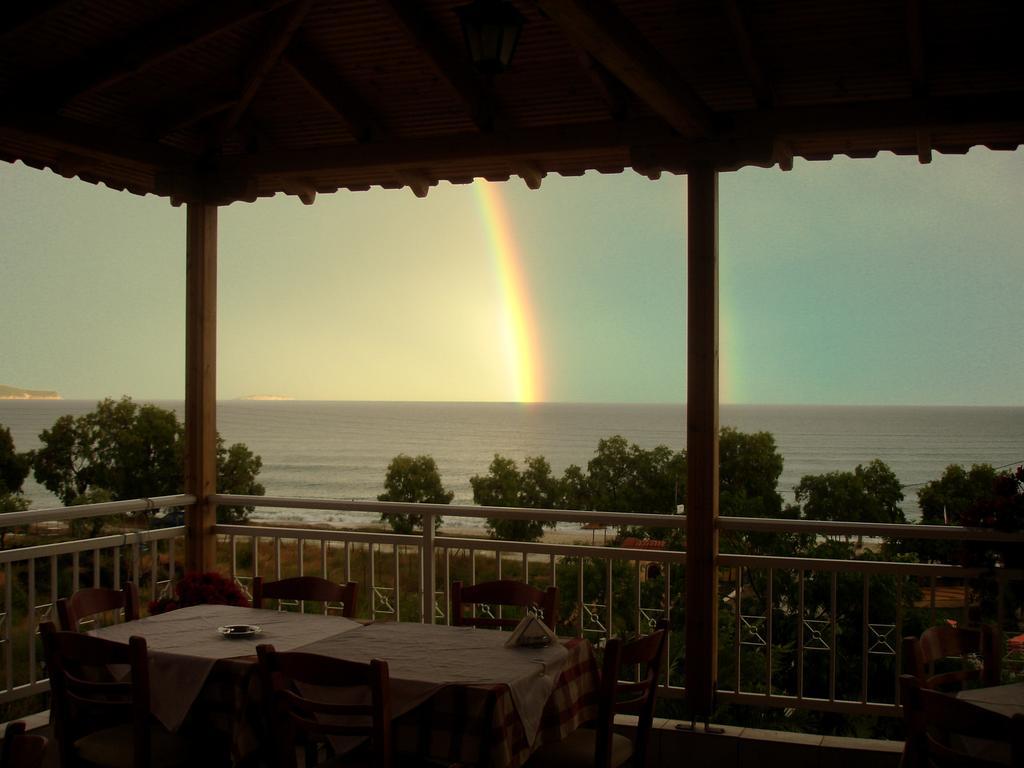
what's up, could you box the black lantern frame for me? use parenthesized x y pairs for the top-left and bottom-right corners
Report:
(456, 0), (525, 75)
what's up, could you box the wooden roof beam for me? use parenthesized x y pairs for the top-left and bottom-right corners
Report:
(516, 162), (546, 190)
(148, 95), (237, 141)
(209, 0), (314, 151)
(574, 49), (631, 120)
(396, 170), (434, 198)
(535, 0), (714, 137)
(210, 119), (662, 179)
(0, 1), (76, 39)
(378, 0), (493, 132)
(281, 38), (383, 142)
(3, 0), (297, 117)
(916, 127), (932, 164)
(723, 0), (773, 108)
(0, 112), (194, 171)
(733, 93), (1024, 141)
(907, 0), (928, 99)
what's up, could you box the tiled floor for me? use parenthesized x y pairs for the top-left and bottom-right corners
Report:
(644, 717), (904, 768)
(6, 711), (905, 768)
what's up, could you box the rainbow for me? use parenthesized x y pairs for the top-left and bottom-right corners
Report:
(473, 181), (542, 403)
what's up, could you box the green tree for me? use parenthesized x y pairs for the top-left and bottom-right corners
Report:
(719, 428), (783, 519)
(559, 464), (589, 510)
(0, 425), (31, 498)
(795, 460), (905, 526)
(471, 454), (558, 541)
(917, 463), (998, 527)
(717, 427), (801, 556)
(0, 424), (31, 547)
(377, 454), (452, 533)
(217, 440), (265, 523)
(32, 397), (264, 532)
(586, 436), (685, 516)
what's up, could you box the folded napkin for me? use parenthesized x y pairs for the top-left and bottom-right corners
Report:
(505, 614), (558, 648)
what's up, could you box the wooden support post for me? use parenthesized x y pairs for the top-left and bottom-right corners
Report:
(685, 165), (719, 724)
(184, 203), (218, 572)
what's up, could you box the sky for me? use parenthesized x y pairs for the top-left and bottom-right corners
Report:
(1, 149), (1022, 405)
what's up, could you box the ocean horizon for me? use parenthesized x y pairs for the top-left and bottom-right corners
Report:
(2, 400), (1021, 529)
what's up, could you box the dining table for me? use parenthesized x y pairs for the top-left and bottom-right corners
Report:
(953, 681), (1024, 764)
(957, 681), (1024, 718)
(91, 604), (601, 768)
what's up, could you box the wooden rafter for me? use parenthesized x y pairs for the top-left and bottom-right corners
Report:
(377, 0), (492, 131)
(148, 95), (237, 141)
(0, 111), (193, 171)
(0, 0), (75, 39)
(1, 0), (296, 118)
(535, 0), (714, 136)
(906, 0), (933, 166)
(282, 38), (383, 142)
(907, 0), (927, 98)
(723, 0), (772, 108)
(574, 49), (631, 120)
(208, 0), (314, 151)
(196, 91), (1024, 186)
(211, 119), (654, 178)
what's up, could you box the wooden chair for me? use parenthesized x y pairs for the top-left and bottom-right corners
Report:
(899, 674), (928, 768)
(919, 685), (1024, 767)
(252, 576), (358, 618)
(40, 621), (187, 768)
(1, 722), (47, 768)
(528, 622), (669, 768)
(450, 580), (558, 631)
(256, 644), (391, 768)
(56, 582), (139, 631)
(902, 624), (1001, 692)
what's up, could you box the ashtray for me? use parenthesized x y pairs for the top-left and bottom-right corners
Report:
(519, 636), (552, 649)
(217, 624), (261, 639)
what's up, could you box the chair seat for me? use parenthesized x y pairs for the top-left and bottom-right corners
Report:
(527, 728), (634, 768)
(74, 723), (189, 768)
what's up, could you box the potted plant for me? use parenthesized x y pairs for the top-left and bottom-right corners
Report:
(148, 571), (250, 615)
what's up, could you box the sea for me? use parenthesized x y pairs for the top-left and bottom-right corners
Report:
(1, 401), (1022, 529)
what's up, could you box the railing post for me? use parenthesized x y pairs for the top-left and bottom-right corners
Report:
(422, 511), (435, 623)
(685, 164), (719, 725)
(184, 203), (218, 573)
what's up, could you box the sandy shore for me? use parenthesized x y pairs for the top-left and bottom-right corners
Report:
(248, 516), (608, 546)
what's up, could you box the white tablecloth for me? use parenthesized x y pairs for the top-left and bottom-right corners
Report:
(296, 621), (569, 746)
(92, 604), (361, 730)
(958, 682), (1024, 718)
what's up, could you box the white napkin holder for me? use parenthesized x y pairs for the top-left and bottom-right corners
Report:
(505, 614), (558, 648)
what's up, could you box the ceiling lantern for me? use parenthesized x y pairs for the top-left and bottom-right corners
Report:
(456, 0), (525, 75)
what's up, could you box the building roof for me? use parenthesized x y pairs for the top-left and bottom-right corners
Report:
(2, 0), (1022, 204)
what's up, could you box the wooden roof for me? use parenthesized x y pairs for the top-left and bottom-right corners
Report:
(2, 0), (1022, 204)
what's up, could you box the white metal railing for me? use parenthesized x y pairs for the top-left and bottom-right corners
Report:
(1, 491), (1021, 721)
(716, 553), (1023, 716)
(0, 495), (189, 704)
(212, 494), (1024, 718)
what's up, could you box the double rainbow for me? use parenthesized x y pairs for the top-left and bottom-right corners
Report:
(473, 181), (542, 403)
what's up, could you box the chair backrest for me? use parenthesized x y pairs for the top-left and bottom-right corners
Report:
(1, 722), (47, 768)
(593, 622), (669, 768)
(40, 621), (151, 768)
(899, 674), (928, 768)
(920, 686), (1024, 768)
(902, 624), (1001, 691)
(56, 583), (139, 631)
(256, 644), (391, 768)
(252, 576), (358, 618)
(450, 580), (558, 631)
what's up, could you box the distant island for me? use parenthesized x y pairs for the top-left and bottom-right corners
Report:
(0, 384), (61, 400)
(236, 394), (294, 401)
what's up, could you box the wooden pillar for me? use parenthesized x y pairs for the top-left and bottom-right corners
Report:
(184, 203), (218, 573)
(685, 166), (719, 723)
